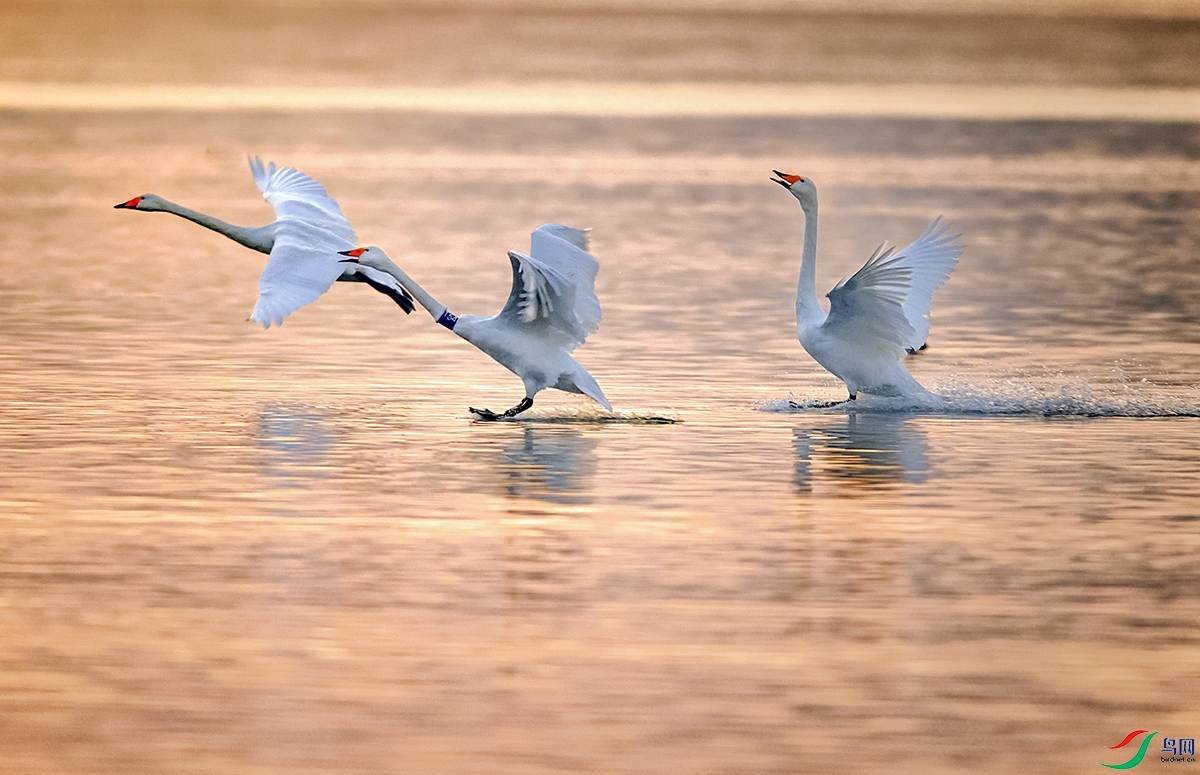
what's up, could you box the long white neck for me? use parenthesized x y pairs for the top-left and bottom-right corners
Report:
(156, 199), (274, 253)
(795, 202), (823, 323)
(368, 255), (447, 322)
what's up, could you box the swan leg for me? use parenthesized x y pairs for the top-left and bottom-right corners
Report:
(470, 397), (533, 421)
(503, 397), (534, 417)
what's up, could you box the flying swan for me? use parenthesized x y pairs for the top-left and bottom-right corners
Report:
(115, 157), (414, 327)
(772, 171), (962, 402)
(338, 224), (611, 420)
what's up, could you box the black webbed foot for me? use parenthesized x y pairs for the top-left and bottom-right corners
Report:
(471, 397), (533, 421)
(790, 397), (856, 410)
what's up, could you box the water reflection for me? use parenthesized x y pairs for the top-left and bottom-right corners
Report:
(257, 405), (335, 489)
(494, 426), (596, 504)
(793, 414), (929, 493)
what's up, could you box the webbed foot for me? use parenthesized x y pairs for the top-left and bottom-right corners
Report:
(789, 398), (855, 410)
(470, 397), (533, 421)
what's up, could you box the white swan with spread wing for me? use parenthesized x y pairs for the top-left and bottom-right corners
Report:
(116, 157), (414, 327)
(772, 171), (962, 402)
(339, 224), (611, 420)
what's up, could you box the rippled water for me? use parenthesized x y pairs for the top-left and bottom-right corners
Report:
(4, 4), (1200, 774)
(3, 107), (1198, 775)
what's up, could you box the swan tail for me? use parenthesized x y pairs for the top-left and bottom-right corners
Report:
(562, 364), (611, 411)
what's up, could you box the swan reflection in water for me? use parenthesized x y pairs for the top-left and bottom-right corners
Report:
(489, 426), (598, 602)
(793, 414), (929, 493)
(257, 405), (336, 487)
(493, 426), (597, 504)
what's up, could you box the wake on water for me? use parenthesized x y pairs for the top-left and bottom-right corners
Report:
(762, 375), (1200, 418)
(470, 408), (680, 424)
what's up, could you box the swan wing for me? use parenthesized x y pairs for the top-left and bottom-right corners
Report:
(250, 228), (348, 328)
(249, 156), (357, 245)
(341, 264), (417, 314)
(249, 157), (417, 326)
(497, 224), (601, 349)
(823, 245), (918, 359)
(892, 217), (962, 350)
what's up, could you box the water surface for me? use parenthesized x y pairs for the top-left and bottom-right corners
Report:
(2, 4), (1200, 774)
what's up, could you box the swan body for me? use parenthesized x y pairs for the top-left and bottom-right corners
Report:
(115, 157), (414, 327)
(339, 224), (611, 419)
(772, 171), (962, 400)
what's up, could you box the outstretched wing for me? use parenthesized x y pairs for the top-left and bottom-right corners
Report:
(249, 156), (356, 244)
(893, 218), (962, 351)
(497, 224), (602, 349)
(823, 244), (918, 360)
(248, 157), (356, 327)
(250, 230), (346, 328)
(248, 157), (414, 326)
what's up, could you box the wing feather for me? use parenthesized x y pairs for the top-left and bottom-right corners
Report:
(247, 157), (382, 327)
(250, 230), (346, 328)
(249, 156), (357, 245)
(823, 244), (918, 359)
(496, 224), (602, 349)
(892, 217), (962, 350)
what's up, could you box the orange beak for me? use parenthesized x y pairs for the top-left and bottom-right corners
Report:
(337, 247), (367, 261)
(114, 196), (142, 209)
(770, 170), (803, 189)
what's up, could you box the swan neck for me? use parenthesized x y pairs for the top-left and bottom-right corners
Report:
(796, 204), (821, 317)
(159, 199), (272, 252)
(371, 256), (448, 322)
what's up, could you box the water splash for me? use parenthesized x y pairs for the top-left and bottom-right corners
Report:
(762, 375), (1200, 417)
(470, 409), (680, 424)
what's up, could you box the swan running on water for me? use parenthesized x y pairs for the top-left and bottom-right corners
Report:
(115, 157), (414, 327)
(339, 224), (611, 420)
(772, 171), (962, 403)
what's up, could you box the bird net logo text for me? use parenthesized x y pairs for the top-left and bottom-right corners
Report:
(1100, 730), (1196, 769)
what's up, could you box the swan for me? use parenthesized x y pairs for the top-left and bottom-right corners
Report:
(338, 224), (611, 420)
(115, 157), (414, 327)
(771, 171), (962, 402)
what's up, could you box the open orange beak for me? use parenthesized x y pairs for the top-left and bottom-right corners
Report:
(770, 171), (803, 189)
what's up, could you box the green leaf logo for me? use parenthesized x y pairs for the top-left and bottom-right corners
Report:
(1100, 731), (1158, 769)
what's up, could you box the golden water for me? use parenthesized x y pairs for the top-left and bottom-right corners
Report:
(3, 3), (1200, 774)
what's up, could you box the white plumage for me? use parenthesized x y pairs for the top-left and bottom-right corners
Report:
(339, 224), (610, 419)
(116, 157), (414, 328)
(893, 218), (962, 352)
(502, 224), (601, 346)
(772, 171), (962, 400)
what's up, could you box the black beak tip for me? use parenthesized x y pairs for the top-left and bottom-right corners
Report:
(113, 203), (126, 209)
